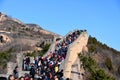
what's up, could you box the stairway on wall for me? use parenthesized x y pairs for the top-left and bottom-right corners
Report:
(45, 30), (88, 79)
(44, 30), (88, 80)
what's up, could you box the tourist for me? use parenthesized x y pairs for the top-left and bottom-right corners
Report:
(54, 75), (59, 80)
(13, 66), (19, 79)
(29, 65), (35, 79)
(29, 76), (34, 80)
(19, 76), (24, 80)
(24, 73), (29, 80)
(66, 78), (70, 80)
(25, 55), (30, 70)
(8, 75), (15, 80)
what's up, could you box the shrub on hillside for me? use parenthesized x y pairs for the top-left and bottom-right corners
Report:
(88, 36), (120, 54)
(24, 44), (51, 57)
(78, 53), (115, 80)
(42, 44), (51, 53)
(38, 44), (51, 56)
(90, 69), (115, 80)
(88, 36), (97, 44)
(26, 52), (36, 57)
(89, 45), (96, 53)
(105, 57), (114, 71)
(118, 65), (120, 75)
(0, 48), (12, 69)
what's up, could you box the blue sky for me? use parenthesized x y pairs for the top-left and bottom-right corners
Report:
(0, 0), (120, 51)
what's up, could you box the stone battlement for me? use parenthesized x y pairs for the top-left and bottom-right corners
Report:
(61, 31), (88, 79)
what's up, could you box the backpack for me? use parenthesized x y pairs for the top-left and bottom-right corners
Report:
(30, 68), (35, 75)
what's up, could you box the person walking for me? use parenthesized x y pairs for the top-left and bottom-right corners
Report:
(8, 75), (15, 80)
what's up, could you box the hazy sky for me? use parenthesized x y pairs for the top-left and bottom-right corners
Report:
(0, 0), (120, 51)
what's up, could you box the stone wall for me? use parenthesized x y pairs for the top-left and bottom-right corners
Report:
(62, 31), (88, 79)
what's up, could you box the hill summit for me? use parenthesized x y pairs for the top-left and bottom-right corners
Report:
(0, 12), (61, 52)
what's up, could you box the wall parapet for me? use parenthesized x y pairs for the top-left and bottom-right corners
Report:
(61, 31), (88, 79)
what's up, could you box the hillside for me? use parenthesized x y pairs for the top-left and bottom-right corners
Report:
(0, 12), (61, 52)
(79, 36), (120, 80)
(0, 12), (61, 73)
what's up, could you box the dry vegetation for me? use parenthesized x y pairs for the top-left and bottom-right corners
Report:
(85, 36), (120, 80)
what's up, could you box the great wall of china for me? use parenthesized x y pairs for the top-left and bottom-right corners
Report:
(0, 30), (88, 80)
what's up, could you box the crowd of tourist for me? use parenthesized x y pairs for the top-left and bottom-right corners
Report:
(7, 30), (83, 80)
